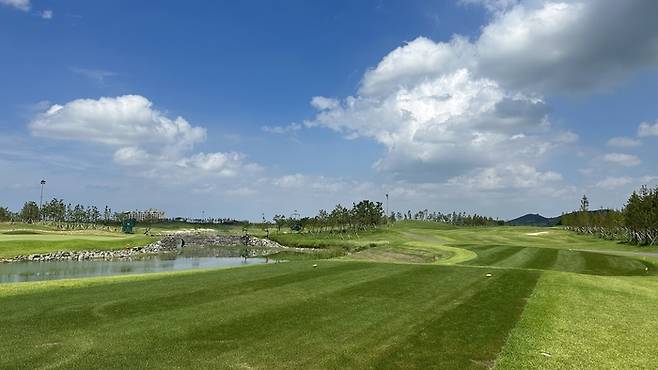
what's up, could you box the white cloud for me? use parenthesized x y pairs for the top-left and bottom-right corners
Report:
(273, 173), (347, 193)
(603, 153), (641, 167)
(30, 95), (261, 180)
(362, 2), (658, 95)
(40, 9), (52, 19)
(113, 146), (151, 165)
(448, 164), (562, 191)
(460, 0), (519, 13)
(312, 68), (554, 180)
(555, 131), (578, 144)
(262, 122), (302, 134)
(305, 0), (658, 186)
(475, 1), (658, 93)
(310, 96), (339, 111)
(0, 0), (30, 11)
(638, 119), (658, 137)
(607, 136), (642, 148)
(595, 176), (633, 190)
(30, 95), (206, 149)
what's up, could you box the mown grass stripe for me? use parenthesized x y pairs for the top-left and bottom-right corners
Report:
(373, 269), (541, 369)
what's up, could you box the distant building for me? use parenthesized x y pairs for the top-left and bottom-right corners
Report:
(123, 208), (166, 222)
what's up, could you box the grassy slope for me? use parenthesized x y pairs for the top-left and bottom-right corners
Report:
(1, 221), (658, 369)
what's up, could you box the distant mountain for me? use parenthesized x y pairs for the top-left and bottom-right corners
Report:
(506, 213), (560, 227)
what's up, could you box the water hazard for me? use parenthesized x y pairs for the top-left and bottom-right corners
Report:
(0, 254), (269, 283)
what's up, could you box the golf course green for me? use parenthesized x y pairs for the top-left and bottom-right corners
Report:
(1, 221), (657, 369)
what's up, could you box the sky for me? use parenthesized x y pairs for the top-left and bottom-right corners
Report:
(1, 0), (658, 221)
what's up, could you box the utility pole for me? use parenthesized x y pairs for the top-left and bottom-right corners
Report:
(385, 193), (389, 224)
(39, 179), (46, 221)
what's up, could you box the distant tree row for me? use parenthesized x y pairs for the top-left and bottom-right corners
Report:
(272, 200), (385, 233)
(390, 209), (503, 226)
(0, 198), (156, 230)
(562, 187), (658, 245)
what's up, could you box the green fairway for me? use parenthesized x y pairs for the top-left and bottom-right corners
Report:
(1, 221), (658, 369)
(0, 261), (540, 369)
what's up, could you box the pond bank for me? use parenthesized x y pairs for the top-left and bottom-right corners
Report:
(0, 233), (310, 263)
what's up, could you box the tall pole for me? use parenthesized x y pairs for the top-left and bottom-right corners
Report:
(386, 193), (389, 224)
(39, 179), (46, 220)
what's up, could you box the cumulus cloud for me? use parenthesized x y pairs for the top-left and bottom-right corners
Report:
(638, 119), (658, 137)
(310, 97), (340, 111)
(603, 153), (641, 167)
(40, 9), (52, 19)
(30, 95), (261, 179)
(312, 68), (554, 180)
(475, 1), (658, 93)
(305, 0), (658, 186)
(0, 0), (30, 11)
(30, 95), (206, 149)
(607, 136), (642, 148)
(362, 1), (658, 95)
(595, 176), (633, 190)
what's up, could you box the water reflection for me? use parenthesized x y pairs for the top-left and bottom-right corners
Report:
(0, 254), (267, 283)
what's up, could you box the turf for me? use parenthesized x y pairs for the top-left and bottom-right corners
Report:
(1, 221), (658, 369)
(494, 272), (658, 369)
(0, 233), (157, 259)
(0, 261), (538, 369)
(461, 245), (656, 276)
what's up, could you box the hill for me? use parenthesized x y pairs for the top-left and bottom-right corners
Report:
(506, 213), (560, 226)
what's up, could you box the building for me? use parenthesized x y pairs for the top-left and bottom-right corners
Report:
(123, 208), (166, 222)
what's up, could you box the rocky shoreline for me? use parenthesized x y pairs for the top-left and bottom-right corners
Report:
(0, 233), (304, 263)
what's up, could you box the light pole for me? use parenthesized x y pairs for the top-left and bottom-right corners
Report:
(385, 193), (389, 223)
(39, 179), (46, 221)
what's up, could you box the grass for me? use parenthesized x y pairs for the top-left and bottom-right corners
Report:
(0, 222), (157, 259)
(1, 221), (658, 368)
(494, 272), (658, 369)
(0, 261), (541, 369)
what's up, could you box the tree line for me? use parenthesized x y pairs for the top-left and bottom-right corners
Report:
(271, 200), (386, 233)
(562, 186), (658, 246)
(389, 209), (503, 226)
(0, 198), (157, 230)
(269, 200), (503, 234)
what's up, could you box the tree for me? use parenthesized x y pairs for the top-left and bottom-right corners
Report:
(272, 214), (286, 232)
(0, 207), (13, 222)
(20, 201), (40, 223)
(578, 194), (590, 226)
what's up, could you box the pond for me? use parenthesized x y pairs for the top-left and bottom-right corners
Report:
(0, 254), (269, 283)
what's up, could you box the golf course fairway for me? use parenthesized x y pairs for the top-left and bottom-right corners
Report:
(1, 222), (657, 369)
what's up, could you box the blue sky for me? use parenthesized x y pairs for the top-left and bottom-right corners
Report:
(2, 0), (658, 220)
